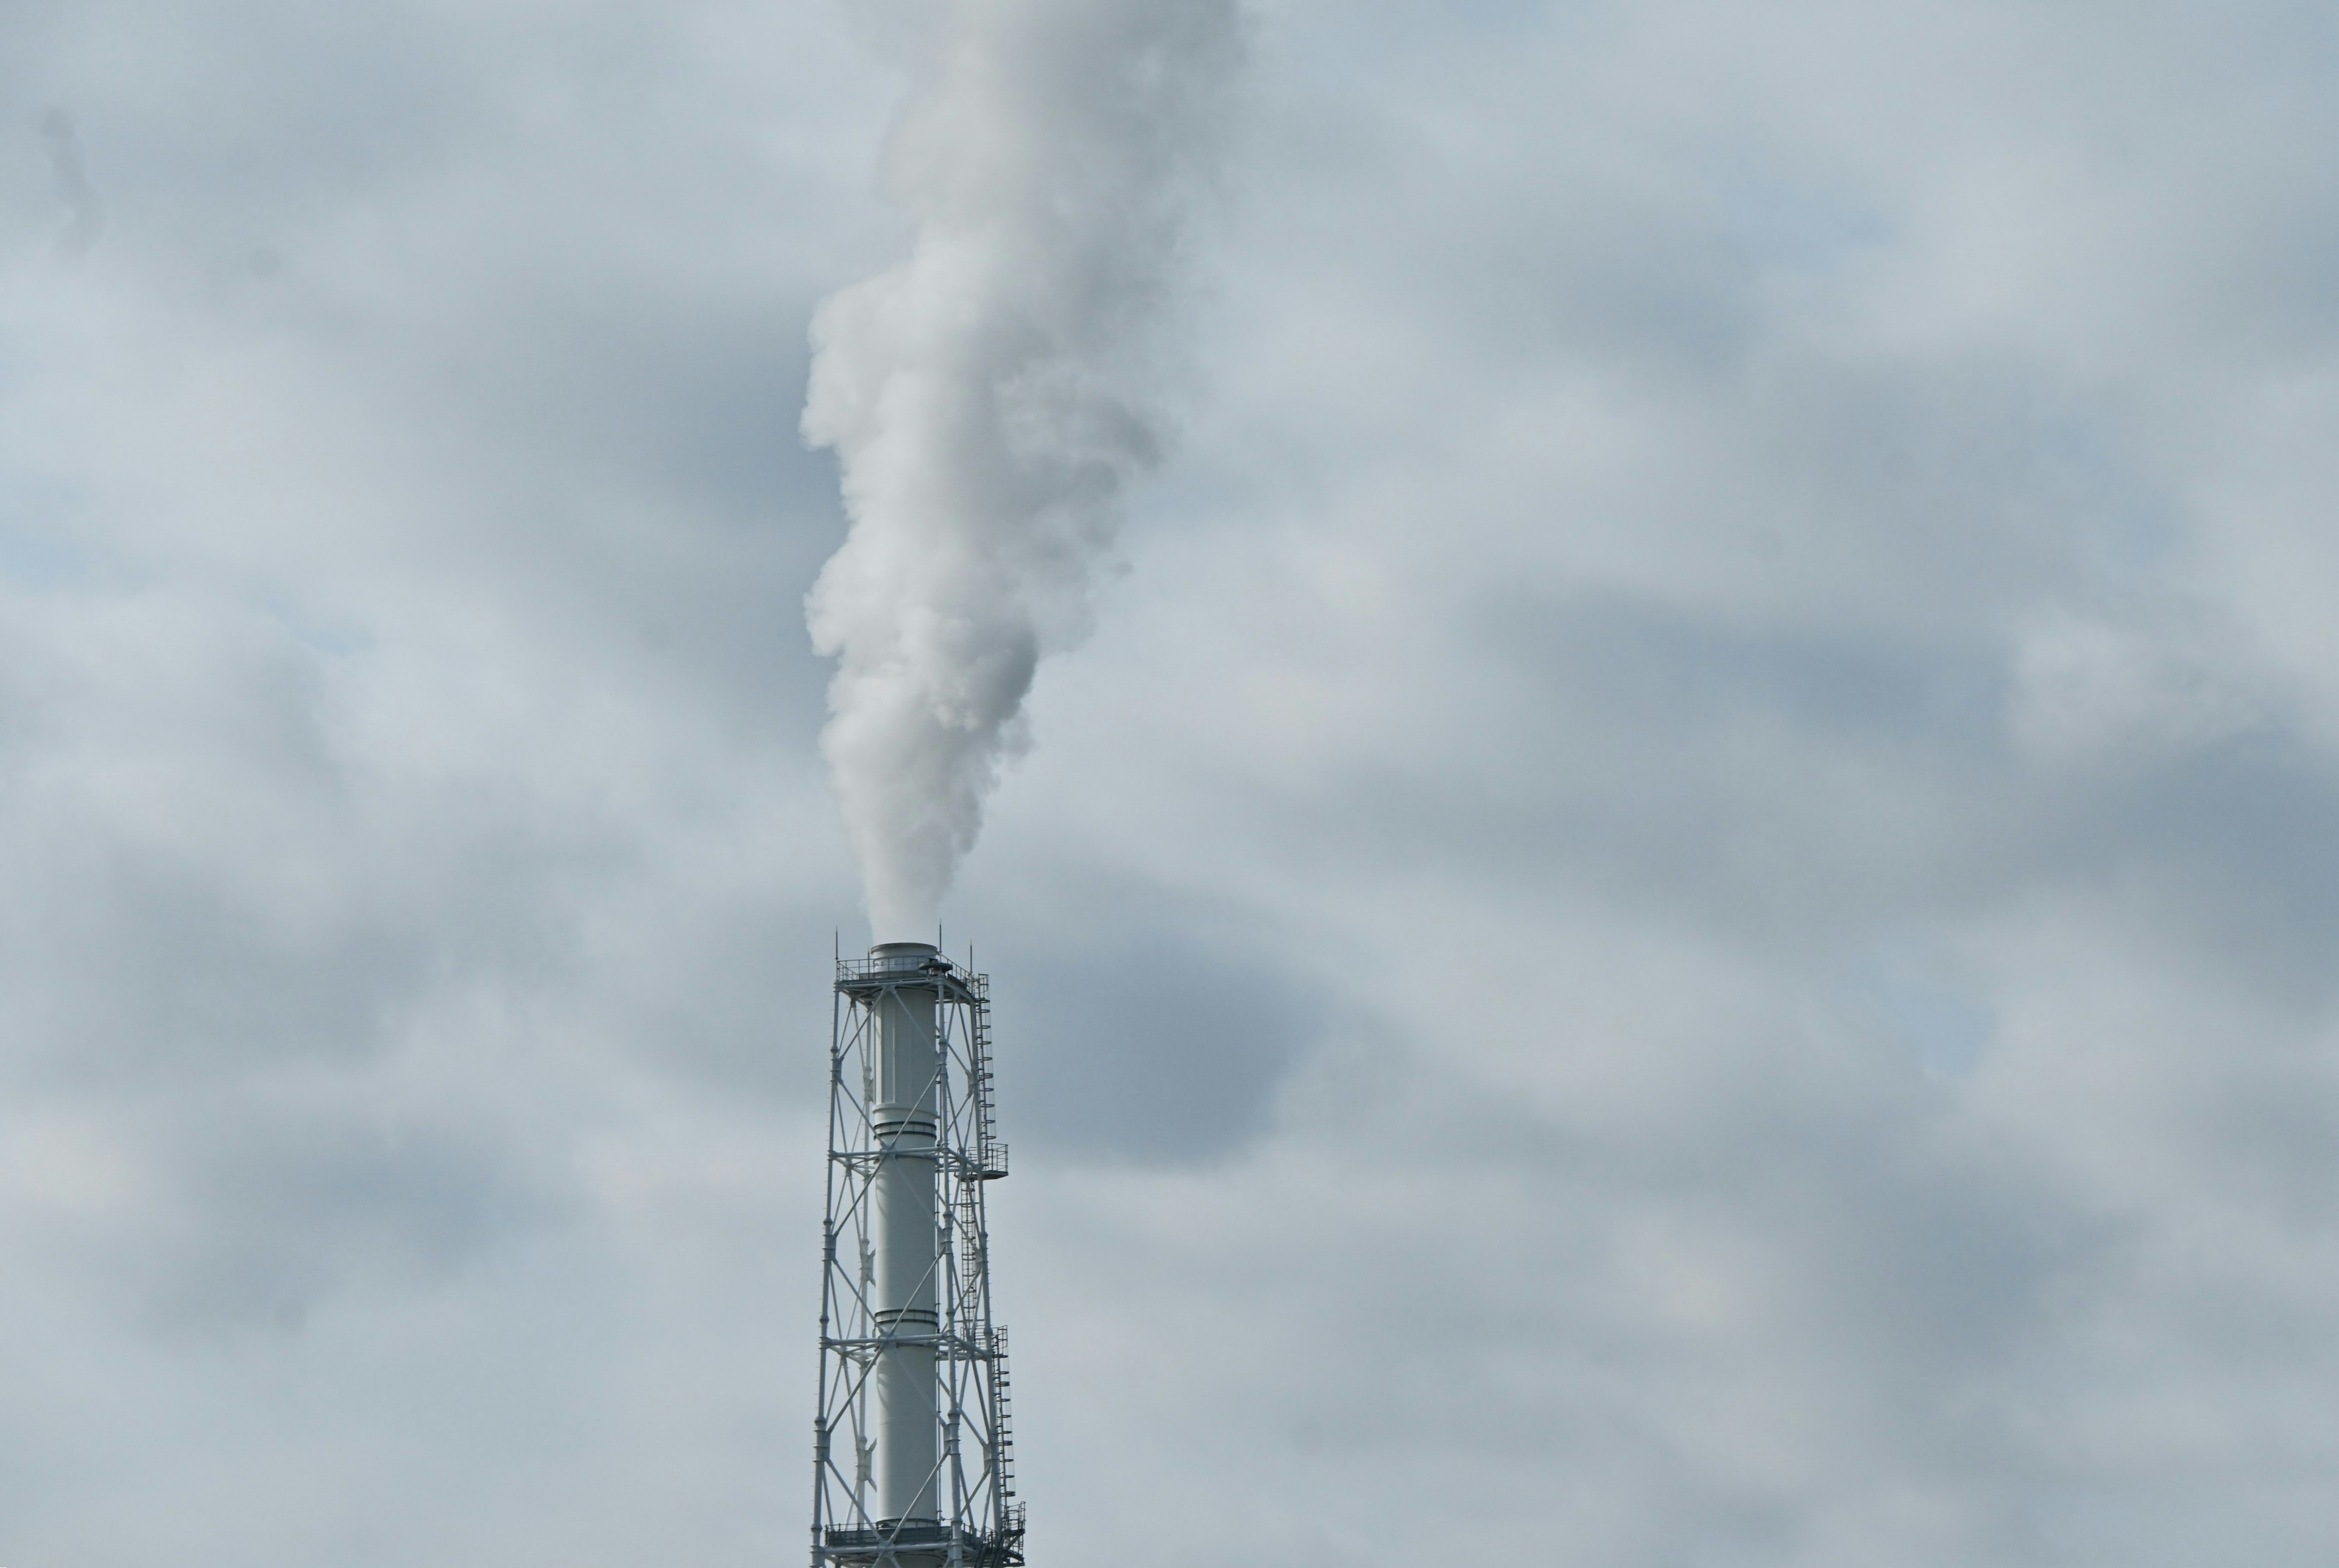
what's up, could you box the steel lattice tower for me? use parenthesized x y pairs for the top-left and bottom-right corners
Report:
(813, 942), (1025, 1568)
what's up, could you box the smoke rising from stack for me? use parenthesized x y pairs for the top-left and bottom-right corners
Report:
(803, 0), (1241, 940)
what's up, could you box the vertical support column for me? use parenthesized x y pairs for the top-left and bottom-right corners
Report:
(868, 942), (941, 1528)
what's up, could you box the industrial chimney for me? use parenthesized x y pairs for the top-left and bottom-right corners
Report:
(812, 943), (1025, 1568)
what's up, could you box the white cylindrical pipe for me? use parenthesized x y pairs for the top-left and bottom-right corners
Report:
(869, 942), (941, 1528)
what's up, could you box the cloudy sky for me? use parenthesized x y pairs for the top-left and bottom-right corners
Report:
(5, 0), (2339, 1563)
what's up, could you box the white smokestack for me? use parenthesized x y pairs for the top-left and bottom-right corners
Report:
(865, 941), (942, 1531)
(803, 0), (1243, 941)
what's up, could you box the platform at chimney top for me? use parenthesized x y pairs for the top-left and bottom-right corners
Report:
(820, 1512), (1025, 1568)
(835, 948), (987, 1005)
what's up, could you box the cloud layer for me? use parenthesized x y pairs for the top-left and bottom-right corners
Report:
(4, 1), (2339, 1564)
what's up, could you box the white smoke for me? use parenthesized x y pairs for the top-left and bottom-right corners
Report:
(802, 0), (1241, 941)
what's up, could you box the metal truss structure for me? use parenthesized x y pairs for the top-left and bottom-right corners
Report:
(813, 944), (1025, 1568)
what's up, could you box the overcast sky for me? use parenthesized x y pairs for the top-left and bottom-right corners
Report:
(4, 1), (2339, 1563)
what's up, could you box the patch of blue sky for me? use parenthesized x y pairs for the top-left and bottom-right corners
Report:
(1843, 944), (1996, 1080)
(1710, 165), (1892, 276)
(0, 480), (93, 588)
(262, 592), (373, 658)
(2024, 408), (2187, 577)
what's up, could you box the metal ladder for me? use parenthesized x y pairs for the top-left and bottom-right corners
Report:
(992, 1326), (1017, 1502)
(971, 1009), (1005, 1176)
(955, 1184), (987, 1323)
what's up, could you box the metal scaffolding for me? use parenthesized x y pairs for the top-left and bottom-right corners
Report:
(813, 945), (1025, 1568)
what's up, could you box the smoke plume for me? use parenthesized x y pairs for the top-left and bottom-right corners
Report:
(803, 0), (1241, 941)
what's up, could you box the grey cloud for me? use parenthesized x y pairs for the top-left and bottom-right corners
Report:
(1242, 573), (2339, 1017)
(131, 1101), (561, 1337)
(2047, 728), (2339, 992)
(1479, 589), (2007, 748)
(1252, 591), (2016, 944)
(972, 880), (1318, 1163)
